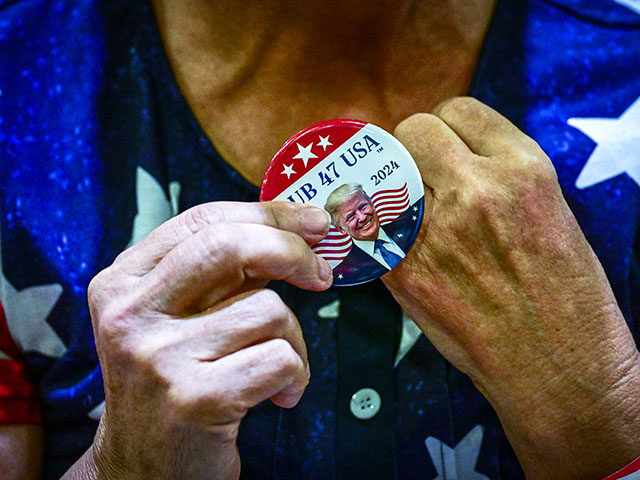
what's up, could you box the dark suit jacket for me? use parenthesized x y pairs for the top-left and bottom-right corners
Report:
(333, 197), (424, 286)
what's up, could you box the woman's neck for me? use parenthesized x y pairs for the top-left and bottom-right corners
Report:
(151, 0), (497, 185)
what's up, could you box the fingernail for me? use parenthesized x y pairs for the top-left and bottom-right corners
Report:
(301, 206), (331, 234)
(317, 255), (332, 282)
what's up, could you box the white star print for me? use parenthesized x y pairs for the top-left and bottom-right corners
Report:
(568, 96), (640, 189)
(412, 216), (417, 221)
(127, 167), (181, 247)
(281, 163), (296, 179)
(614, 0), (640, 14)
(0, 244), (66, 359)
(88, 166), (181, 420)
(413, 206), (418, 212)
(88, 401), (105, 420)
(338, 274), (344, 279)
(92, 167), (183, 420)
(394, 312), (422, 367)
(397, 233), (403, 238)
(292, 142), (318, 168)
(317, 135), (332, 151)
(425, 425), (489, 480)
(317, 299), (340, 319)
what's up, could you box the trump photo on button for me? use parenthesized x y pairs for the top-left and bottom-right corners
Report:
(322, 183), (423, 285)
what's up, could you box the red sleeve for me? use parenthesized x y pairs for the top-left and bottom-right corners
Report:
(603, 456), (640, 480)
(0, 301), (42, 424)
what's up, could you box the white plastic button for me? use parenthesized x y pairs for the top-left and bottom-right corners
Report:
(349, 388), (381, 419)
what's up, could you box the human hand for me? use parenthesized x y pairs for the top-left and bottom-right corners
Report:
(385, 97), (640, 479)
(69, 202), (331, 480)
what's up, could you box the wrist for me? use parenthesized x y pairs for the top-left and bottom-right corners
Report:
(480, 342), (640, 479)
(61, 416), (120, 480)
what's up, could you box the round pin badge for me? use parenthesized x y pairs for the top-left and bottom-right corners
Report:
(260, 119), (424, 286)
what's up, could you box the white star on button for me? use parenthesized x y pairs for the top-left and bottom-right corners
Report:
(350, 388), (381, 419)
(292, 142), (318, 167)
(568, 96), (640, 189)
(281, 163), (296, 179)
(317, 135), (332, 150)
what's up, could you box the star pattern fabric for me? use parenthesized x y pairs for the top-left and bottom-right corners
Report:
(0, 237), (65, 359)
(614, 0), (640, 14)
(425, 426), (489, 480)
(127, 166), (181, 247)
(0, 277), (65, 359)
(0, 0), (639, 479)
(568, 96), (640, 189)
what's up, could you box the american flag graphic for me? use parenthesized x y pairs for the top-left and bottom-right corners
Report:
(371, 183), (410, 226)
(312, 183), (411, 267)
(312, 227), (353, 268)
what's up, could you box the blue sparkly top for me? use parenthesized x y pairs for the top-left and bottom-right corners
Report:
(0, 0), (639, 478)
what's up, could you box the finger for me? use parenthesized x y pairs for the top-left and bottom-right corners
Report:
(180, 289), (308, 372)
(394, 113), (474, 190)
(116, 201), (331, 276)
(173, 338), (309, 426)
(143, 223), (332, 313)
(432, 97), (545, 159)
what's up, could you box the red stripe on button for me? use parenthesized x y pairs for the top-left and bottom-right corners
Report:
(603, 456), (640, 480)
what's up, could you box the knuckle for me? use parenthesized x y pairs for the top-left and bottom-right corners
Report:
(192, 227), (239, 268)
(462, 179), (513, 224)
(167, 381), (246, 429)
(502, 136), (556, 179)
(527, 155), (558, 183)
(87, 271), (105, 310)
(394, 112), (433, 139)
(94, 301), (138, 350)
(88, 264), (140, 319)
(268, 339), (302, 377)
(180, 203), (218, 235)
(262, 201), (282, 229)
(506, 147), (558, 190)
(87, 267), (116, 307)
(92, 292), (152, 359)
(436, 96), (478, 117)
(254, 289), (290, 326)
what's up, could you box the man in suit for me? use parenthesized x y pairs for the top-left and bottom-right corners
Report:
(325, 183), (423, 285)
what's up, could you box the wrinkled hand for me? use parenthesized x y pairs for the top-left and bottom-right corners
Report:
(385, 97), (640, 479)
(77, 202), (331, 480)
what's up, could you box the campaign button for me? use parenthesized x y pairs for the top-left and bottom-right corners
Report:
(260, 119), (424, 287)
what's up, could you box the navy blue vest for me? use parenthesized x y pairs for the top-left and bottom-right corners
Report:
(1, 1), (638, 478)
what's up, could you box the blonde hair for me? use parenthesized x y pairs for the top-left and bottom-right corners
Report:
(324, 183), (371, 226)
